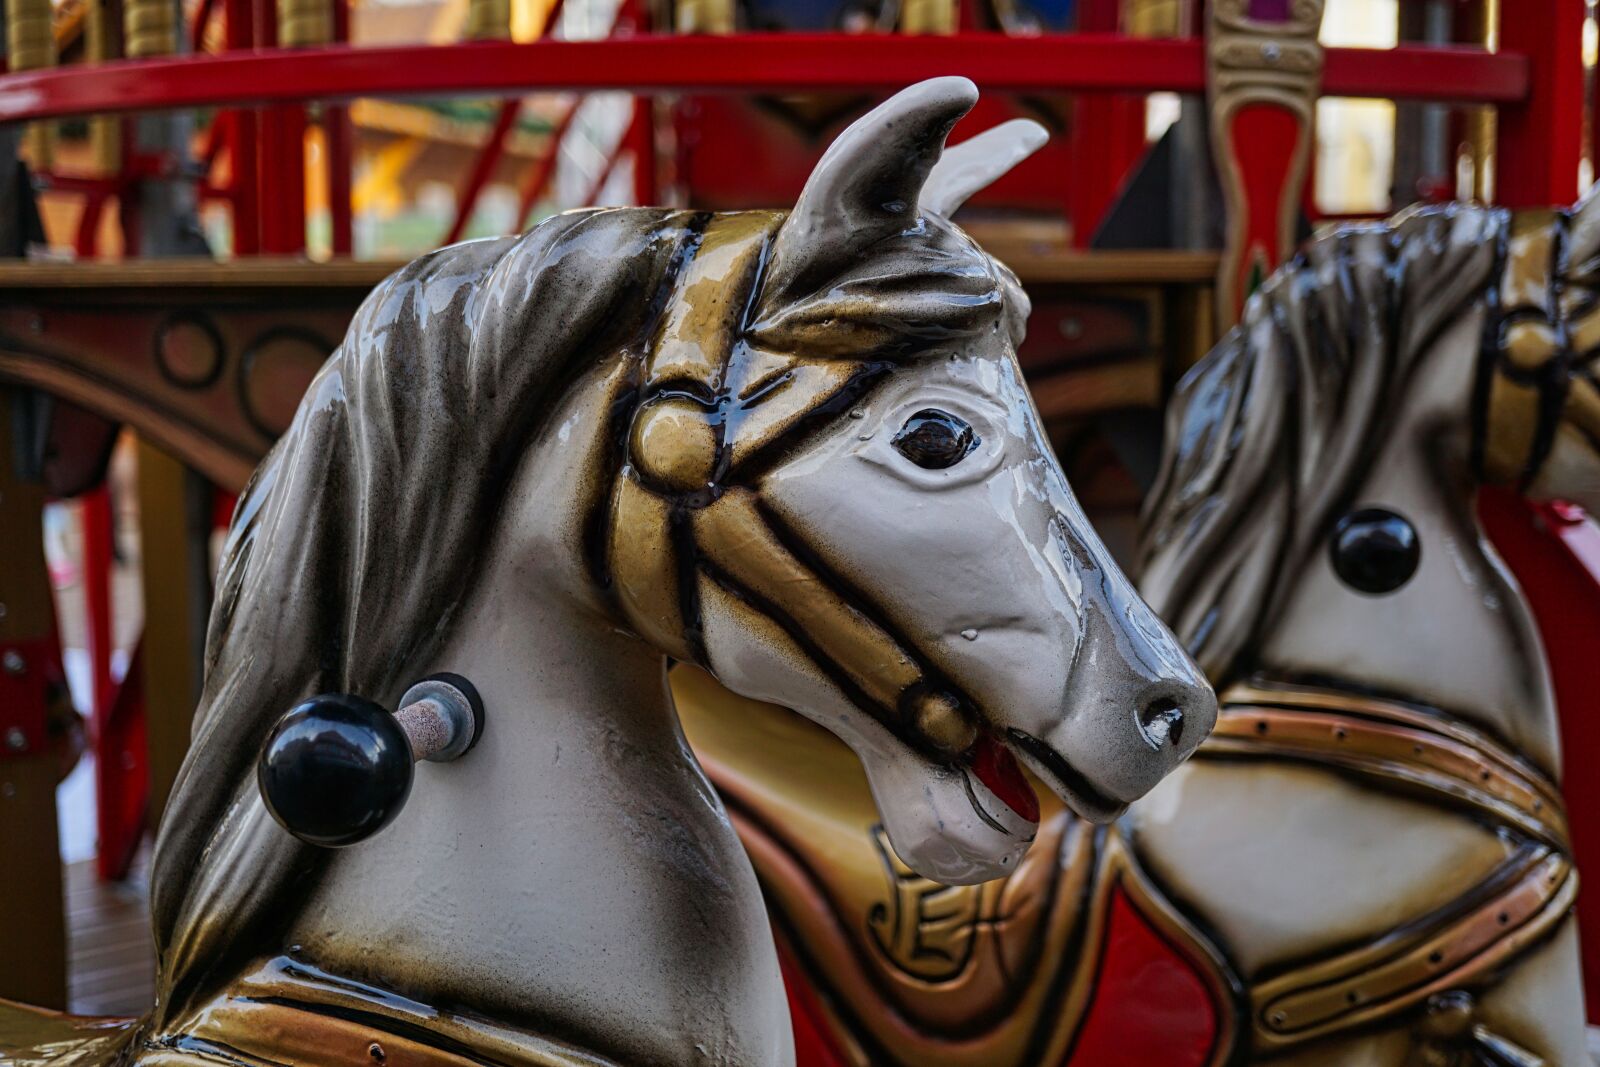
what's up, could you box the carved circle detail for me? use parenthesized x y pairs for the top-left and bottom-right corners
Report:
(154, 311), (225, 389)
(238, 327), (332, 440)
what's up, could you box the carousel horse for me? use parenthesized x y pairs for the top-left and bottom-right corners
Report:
(0, 78), (1216, 1067)
(681, 197), (1600, 1064)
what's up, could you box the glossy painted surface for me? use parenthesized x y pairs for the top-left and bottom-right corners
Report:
(678, 196), (1600, 1067)
(4, 79), (1215, 1067)
(257, 693), (414, 847)
(675, 664), (1236, 1067)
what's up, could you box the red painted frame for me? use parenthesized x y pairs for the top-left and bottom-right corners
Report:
(0, 37), (1526, 124)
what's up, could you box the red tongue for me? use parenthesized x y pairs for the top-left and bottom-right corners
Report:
(971, 735), (1040, 824)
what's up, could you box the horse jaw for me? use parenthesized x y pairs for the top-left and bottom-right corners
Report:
(693, 592), (1040, 884)
(856, 743), (1038, 885)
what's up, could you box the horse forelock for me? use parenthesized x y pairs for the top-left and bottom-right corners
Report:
(1140, 203), (1505, 684)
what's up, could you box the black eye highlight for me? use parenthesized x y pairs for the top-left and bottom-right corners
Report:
(892, 409), (978, 470)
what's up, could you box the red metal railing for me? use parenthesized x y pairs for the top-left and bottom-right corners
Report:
(0, 37), (1528, 124)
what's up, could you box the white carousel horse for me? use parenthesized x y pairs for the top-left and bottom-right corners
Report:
(0, 78), (1214, 1067)
(1132, 197), (1600, 1064)
(677, 199), (1600, 1066)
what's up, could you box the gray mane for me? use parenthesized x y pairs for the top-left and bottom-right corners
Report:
(149, 208), (701, 1019)
(1138, 202), (1506, 684)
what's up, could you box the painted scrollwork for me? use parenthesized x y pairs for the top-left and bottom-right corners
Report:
(1206, 0), (1326, 322)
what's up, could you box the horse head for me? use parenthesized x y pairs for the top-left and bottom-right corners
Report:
(609, 78), (1215, 885)
(1479, 189), (1600, 515)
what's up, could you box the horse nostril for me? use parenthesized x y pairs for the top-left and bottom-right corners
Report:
(1138, 697), (1185, 750)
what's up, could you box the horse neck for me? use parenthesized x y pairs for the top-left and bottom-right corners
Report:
(279, 362), (785, 1064)
(1253, 312), (1562, 778)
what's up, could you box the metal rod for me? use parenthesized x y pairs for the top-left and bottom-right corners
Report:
(445, 98), (519, 245)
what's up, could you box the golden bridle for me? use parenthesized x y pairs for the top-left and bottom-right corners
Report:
(596, 211), (990, 764)
(1477, 205), (1600, 489)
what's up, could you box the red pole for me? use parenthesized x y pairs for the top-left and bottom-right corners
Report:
(255, 0), (306, 254)
(74, 192), (106, 256)
(1496, 0), (1585, 207)
(116, 118), (141, 255)
(627, 0), (652, 207)
(325, 0), (352, 256)
(1067, 0), (1145, 245)
(80, 487), (117, 880)
(445, 99), (520, 245)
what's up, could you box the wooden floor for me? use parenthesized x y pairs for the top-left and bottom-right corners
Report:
(65, 853), (154, 1017)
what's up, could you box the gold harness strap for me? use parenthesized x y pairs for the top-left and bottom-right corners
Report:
(603, 213), (981, 759)
(1479, 207), (1600, 490)
(1198, 682), (1577, 1051)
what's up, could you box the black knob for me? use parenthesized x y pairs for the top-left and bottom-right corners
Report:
(258, 693), (415, 847)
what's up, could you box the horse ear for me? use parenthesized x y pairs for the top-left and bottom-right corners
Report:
(761, 76), (979, 301)
(921, 118), (1049, 217)
(1570, 185), (1600, 282)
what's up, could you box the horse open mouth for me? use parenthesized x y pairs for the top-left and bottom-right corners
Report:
(965, 733), (1040, 830)
(1002, 729), (1127, 823)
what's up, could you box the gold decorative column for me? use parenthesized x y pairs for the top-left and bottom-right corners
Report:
(5, 0), (55, 167)
(1125, 0), (1187, 37)
(675, 0), (732, 34)
(3, 0), (52, 72)
(123, 0), (177, 57)
(901, 0), (955, 34)
(85, 0), (120, 177)
(1460, 0), (1498, 202)
(279, 0), (331, 47)
(465, 0), (511, 40)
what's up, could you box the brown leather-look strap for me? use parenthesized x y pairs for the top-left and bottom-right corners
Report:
(1202, 682), (1576, 1052)
(1204, 684), (1568, 849)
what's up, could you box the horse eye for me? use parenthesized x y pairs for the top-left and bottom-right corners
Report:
(892, 409), (978, 470)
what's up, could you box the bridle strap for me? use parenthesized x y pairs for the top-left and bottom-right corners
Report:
(1198, 681), (1576, 1051)
(1477, 205), (1600, 489)
(1204, 683), (1568, 849)
(1252, 845), (1573, 1050)
(603, 214), (981, 759)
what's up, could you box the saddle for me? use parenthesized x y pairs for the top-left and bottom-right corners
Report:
(677, 668), (1575, 1065)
